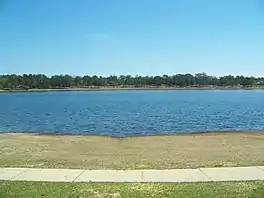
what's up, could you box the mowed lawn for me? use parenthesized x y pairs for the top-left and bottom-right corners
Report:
(0, 132), (264, 169)
(1, 181), (264, 198)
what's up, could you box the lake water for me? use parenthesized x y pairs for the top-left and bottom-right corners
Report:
(0, 90), (264, 136)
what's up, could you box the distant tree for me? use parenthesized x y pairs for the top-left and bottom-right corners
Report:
(73, 76), (83, 87)
(107, 75), (118, 86)
(83, 75), (92, 86)
(91, 75), (100, 86)
(195, 73), (208, 86)
(0, 72), (261, 89)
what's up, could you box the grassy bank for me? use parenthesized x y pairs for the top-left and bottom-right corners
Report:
(1, 181), (264, 198)
(1, 132), (264, 169)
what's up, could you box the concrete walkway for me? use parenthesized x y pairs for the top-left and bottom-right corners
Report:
(1, 166), (264, 182)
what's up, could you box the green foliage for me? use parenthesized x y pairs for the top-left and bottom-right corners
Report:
(0, 73), (263, 89)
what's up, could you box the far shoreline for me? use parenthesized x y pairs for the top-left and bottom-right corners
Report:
(2, 130), (264, 138)
(1, 86), (264, 93)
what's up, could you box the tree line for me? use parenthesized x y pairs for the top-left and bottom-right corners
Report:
(0, 73), (264, 89)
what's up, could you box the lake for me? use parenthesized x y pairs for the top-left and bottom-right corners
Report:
(0, 90), (264, 136)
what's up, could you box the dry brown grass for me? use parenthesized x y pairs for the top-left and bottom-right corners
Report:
(0, 132), (264, 169)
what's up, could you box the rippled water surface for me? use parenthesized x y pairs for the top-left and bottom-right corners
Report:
(1, 90), (264, 136)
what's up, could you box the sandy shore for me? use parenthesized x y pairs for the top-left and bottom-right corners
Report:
(1, 131), (264, 170)
(3, 130), (264, 138)
(1, 86), (264, 93)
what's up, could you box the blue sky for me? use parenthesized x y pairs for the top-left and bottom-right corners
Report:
(1, 0), (264, 76)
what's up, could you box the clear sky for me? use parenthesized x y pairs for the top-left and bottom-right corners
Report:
(1, 0), (264, 77)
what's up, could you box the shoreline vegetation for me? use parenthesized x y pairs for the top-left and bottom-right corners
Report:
(1, 131), (264, 170)
(1, 73), (264, 93)
(1, 85), (264, 93)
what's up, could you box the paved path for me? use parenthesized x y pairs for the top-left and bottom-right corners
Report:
(1, 166), (264, 182)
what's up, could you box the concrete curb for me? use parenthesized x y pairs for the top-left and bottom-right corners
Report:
(1, 166), (264, 183)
